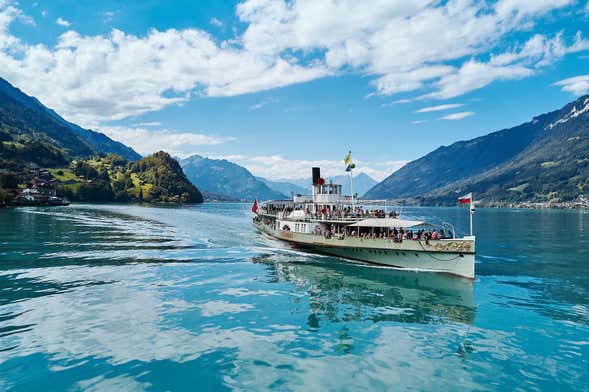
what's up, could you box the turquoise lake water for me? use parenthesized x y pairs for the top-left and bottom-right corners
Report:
(0, 203), (588, 391)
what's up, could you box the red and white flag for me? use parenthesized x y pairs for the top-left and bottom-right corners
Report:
(458, 192), (472, 204)
(251, 199), (259, 214)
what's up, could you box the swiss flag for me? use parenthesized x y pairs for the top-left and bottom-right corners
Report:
(252, 199), (259, 214)
(458, 192), (472, 204)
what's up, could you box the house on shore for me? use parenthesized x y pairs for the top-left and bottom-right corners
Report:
(16, 181), (68, 206)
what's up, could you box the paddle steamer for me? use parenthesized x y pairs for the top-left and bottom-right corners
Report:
(253, 167), (476, 279)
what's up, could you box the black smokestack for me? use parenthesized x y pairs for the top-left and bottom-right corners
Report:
(312, 167), (321, 185)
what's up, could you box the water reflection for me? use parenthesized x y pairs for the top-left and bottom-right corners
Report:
(1, 204), (589, 390)
(258, 257), (476, 325)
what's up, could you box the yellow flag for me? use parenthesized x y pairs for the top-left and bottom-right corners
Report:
(344, 151), (351, 166)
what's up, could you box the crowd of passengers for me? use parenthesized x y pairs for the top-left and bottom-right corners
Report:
(262, 205), (393, 220)
(316, 225), (450, 242)
(255, 214), (452, 242)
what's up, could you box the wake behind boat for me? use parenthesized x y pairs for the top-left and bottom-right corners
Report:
(253, 165), (476, 279)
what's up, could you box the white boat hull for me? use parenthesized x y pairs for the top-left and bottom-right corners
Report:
(254, 221), (475, 279)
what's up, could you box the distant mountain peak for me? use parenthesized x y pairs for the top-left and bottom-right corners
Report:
(0, 77), (141, 161)
(179, 155), (287, 201)
(365, 95), (589, 205)
(547, 96), (589, 130)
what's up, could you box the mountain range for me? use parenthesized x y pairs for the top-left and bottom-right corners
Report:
(3, 74), (587, 207)
(179, 155), (287, 202)
(0, 78), (202, 204)
(364, 96), (589, 206)
(0, 78), (140, 161)
(179, 156), (378, 201)
(256, 177), (309, 196)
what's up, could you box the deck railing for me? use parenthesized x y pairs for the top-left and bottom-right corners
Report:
(259, 210), (383, 223)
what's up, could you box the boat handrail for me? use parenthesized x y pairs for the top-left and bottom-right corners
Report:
(259, 211), (455, 232)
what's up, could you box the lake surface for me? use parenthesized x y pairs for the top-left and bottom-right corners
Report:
(0, 203), (588, 391)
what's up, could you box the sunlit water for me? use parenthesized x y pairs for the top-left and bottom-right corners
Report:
(0, 203), (588, 391)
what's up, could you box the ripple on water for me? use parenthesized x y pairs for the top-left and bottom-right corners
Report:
(0, 204), (588, 390)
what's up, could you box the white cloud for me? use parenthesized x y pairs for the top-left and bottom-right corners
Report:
(210, 17), (223, 27)
(415, 103), (463, 113)
(250, 97), (278, 110)
(553, 74), (589, 95)
(99, 126), (234, 156)
(55, 17), (70, 27)
(133, 121), (162, 127)
(380, 98), (413, 108)
(411, 120), (427, 124)
(373, 66), (455, 96)
(237, 0), (586, 101)
(0, 3), (330, 126)
(440, 111), (474, 120)
(491, 31), (589, 68)
(494, 0), (574, 19)
(0, 0), (586, 129)
(422, 32), (589, 100)
(422, 61), (533, 100)
(103, 11), (114, 23)
(200, 154), (407, 181)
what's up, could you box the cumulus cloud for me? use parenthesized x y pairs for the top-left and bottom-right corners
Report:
(0, 0), (587, 128)
(0, 0), (587, 129)
(103, 11), (115, 24)
(0, 0), (33, 50)
(210, 17), (223, 27)
(55, 17), (70, 27)
(0, 2), (329, 126)
(198, 154), (407, 181)
(422, 61), (533, 100)
(132, 121), (162, 127)
(554, 75), (589, 95)
(415, 103), (463, 113)
(250, 97), (278, 110)
(99, 125), (234, 157)
(422, 32), (589, 100)
(440, 112), (474, 120)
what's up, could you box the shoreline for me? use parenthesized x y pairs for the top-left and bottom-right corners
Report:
(3, 200), (587, 212)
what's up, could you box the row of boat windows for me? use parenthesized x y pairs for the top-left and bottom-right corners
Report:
(344, 248), (464, 258)
(294, 223), (308, 233)
(346, 248), (415, 257)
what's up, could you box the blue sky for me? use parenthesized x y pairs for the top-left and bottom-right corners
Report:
(1, 0), (589, 180)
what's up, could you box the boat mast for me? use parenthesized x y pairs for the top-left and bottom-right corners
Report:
(345, 150), (355, 207)
(469, 195), (475, 236)
(349, 166), (354, 207)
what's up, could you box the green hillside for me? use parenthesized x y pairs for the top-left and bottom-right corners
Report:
(0, 77), (141, 161)
(2, 152), (202, 204)
(180, 155), (286, 201)
(0, 78), (201, 205)
(365, 96), (589, 206)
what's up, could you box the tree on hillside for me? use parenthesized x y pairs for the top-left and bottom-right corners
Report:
(0, 173), (17, 189)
